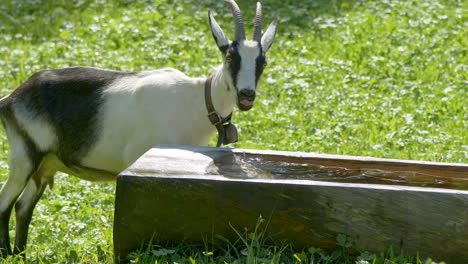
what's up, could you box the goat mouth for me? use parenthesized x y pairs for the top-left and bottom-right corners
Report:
(238, 99), (254, 111)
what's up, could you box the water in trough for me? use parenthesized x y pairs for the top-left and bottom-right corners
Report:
(217, 155), (467, 190)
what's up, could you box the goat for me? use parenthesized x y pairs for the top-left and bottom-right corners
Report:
(0, 0), (277, 258)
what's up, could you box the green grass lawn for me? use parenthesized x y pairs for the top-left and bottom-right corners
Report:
(0, 0), (466, 263)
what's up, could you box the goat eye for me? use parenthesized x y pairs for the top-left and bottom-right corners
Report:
(226, 56), (233, 63)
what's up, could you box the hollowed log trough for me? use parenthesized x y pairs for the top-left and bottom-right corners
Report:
(114, 145), (468, 263)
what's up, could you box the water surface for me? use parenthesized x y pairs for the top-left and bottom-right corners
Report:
(217, 156), (467, 190)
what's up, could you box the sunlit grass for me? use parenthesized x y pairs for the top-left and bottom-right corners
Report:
(125, 218), (442, 264)
(0, 0), (466, 263)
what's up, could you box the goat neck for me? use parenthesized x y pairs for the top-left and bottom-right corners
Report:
(208, 66), (237, 118)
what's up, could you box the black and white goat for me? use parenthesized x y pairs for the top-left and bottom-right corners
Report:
(0, 0), (277, 257)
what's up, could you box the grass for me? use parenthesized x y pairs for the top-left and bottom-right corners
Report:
(124, 218), (443, 264)
(0, 0), (466, 263)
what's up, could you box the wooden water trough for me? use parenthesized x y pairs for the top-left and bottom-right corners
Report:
(113, 145), (468, 263)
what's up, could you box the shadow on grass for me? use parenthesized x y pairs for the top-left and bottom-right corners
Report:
(184, 0), (369, 33)
(0, 0), (367, 37)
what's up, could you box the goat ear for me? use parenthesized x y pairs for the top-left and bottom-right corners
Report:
(261, 21), (278, 52)
(208, 11), (230, 54)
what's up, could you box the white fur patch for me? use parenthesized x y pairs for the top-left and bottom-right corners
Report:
(81, 69), (220, 173)
(13, 102), (58, 152)
(236, 40), (261, 92)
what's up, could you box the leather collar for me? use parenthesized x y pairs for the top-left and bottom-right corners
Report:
(205, 76), (237, 147)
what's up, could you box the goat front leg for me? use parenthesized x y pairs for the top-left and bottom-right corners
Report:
(13, 169), (54, 257)
(0, 157), (35, 257)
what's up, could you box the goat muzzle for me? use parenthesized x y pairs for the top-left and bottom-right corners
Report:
(237, 89), (255, 111)
(238, 99), (254, 111)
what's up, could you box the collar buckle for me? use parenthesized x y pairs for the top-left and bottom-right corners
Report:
(207, 111), (222, 125)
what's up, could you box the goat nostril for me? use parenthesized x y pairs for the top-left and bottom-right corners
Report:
(239, 89), (256, 100)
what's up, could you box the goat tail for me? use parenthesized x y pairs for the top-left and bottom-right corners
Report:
(0, 95), (11, 113)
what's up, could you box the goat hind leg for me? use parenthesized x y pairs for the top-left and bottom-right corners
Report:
(13, 170), (54, 256)
(0, 160), (34, 257)
(0, 181), (16, 257)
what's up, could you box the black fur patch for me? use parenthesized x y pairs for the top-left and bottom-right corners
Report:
(255, 44), (266, 86)
(219, 45), (229, 55)
(6, 67), (134, 167)
(227, 41), (242, 91)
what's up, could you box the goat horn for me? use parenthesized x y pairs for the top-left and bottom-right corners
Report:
(253, 2), (262, 42)
(225, 0), (245, 41)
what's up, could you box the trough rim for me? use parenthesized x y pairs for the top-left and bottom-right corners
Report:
(157, 144), (468, 169)
(120, 144), (468, 193)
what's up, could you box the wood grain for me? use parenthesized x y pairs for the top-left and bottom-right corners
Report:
(114, 145), (468, 263)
